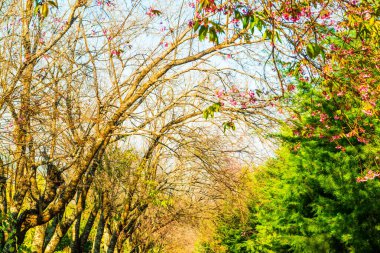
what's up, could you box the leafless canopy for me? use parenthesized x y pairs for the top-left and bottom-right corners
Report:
(0, 0), (282, 250)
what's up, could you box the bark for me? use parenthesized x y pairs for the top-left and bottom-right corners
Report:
(0, 158), (7, 214)
(71, 211), (82, 253)
(44, 190), (87, 253)
(107, 232), (118, 253)
(43, 212), (62, 251)
(116, 232), (126, 253)
(42, 163), (64, 209)
(70, 191), (83, 252)
(44, 214), (77, 253)
(0, 158), (6, 248)
(79, 206), (99, 250)
(32, 224), (46, 253)
(19, 142), (107, 233)
(103, 225), (111, 253)
(46, 159), (99, 252)
(92, 211), (105, 253)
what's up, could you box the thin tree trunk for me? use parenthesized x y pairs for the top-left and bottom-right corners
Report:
(103, 224), (111, 253)
(116, 232), (127, 253)
(80, 206), (99, 250)
(71, 190), (83, 252)
(107, 232), (118, 253)
(0, 158), (7, 214)
(0, 157), (7, 248)
(71, 211), (82, 253)
(92, 211), (105, 253)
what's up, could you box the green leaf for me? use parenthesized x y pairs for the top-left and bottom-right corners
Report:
(204, 103), (221, 120)
(275, 31), (282, 43)
(263, 30), (272, 40)
(199, 26), (208, 41)
(203, 110), (209, 119)
(314, 44), (321, 56)
(41, 3), (49, 17)
(193, 21), (200, 32)
(242, 16), (249, 29)
(209, 27), (218, 44)
(306, 43), (322, 59)
(306, 43), (315, 58)
(212, 102), (221, 112)
(48, 0), (58, 8)
(255, 89), (262, 97)
(33, 5), (40, 16)
(222, 121), (235, 132)
(210, 21), (224, 33)
(209, 31), (215, 42)
(320, 48), (326, 61)
(257, 20), (263, 31)
(223, 122), (227, 132)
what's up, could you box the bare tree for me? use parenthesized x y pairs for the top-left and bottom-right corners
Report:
(0, 0), (283, 250)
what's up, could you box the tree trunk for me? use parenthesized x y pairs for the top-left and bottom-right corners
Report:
(0, 167), (7, 248)
(116, 232), (127, 253)
(71, 211), (82, 253)
(44, 214), (77, 253)
(103, 224), (111, 253)
(71, 190), (82, 252)
(32, 224), (46, 253)
(92, 211), (105, 253)
(107, 232), (118, 253)
(79, 206), (98, 251)
(43, 213), (62, 252)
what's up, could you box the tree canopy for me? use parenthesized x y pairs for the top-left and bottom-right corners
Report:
(0, 0), (379, 252)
